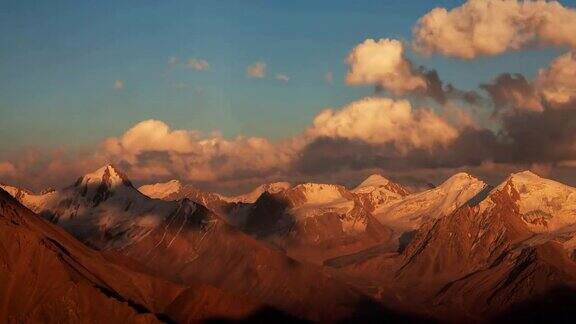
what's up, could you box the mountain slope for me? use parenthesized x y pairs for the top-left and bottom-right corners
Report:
(138, 180), (293, 225)
(224, 182), (292, 203)
(339, 171), (576, 322)
(4, 165), (203, 250)
(139, 180), (242, 223)
(0, 188), (182, 323)
(234, 182), (396, 265)
(0, 186), (295, 323)
(138, 180), (182, 199)
(352, 174), (410, 212)
(3, 166), (404, 322)
(481, 171), (576, 233)
(374, 172), (489, 232)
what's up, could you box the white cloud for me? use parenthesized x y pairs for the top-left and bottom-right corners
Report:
(413, 0), (576, 59)
(346, 39), (427, 95)
(484, 51), (576, 112)
(275, 74), (290, 82)
(246, 62), (267, 78)
(305, 97), (459, 152)
(113, 80), (124, 90)
(99, 119), (292, 182)
(536, 51), (576, 106)
(186, 58), (210, 71)
(93, 94), (460, 183)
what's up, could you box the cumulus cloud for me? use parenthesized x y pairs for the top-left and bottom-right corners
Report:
(535, 51), (576, 106)
(113, 80), (124, 90)
(94, 99), (463, 186)
(275, 74), (290, 82)
(481, 73), (544, 114)
(346, 39), (427, 95)
(305, 97), (459, 152)
(186, 58), (210, 71)
(99, 119), (293, 183)
(101, 120), (198, 155)
(467, 53), (576, 167)
(413, 0), (576, 59)
(346, 38), (480, 104)
(483, 51), (576, 113)
(246, 62), (267, 78)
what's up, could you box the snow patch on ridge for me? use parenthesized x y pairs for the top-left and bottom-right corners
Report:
(139, 180), (182, 199)
(298, 183), (346, 205)
(2, 165), (200, 249)
(224, 182), (291, 203)
(354, 174), (390, 190)
(482, 171), (576, 233)
(375, 172), (487, 232)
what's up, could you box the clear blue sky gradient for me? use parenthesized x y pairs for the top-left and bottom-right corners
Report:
(1, 0), (574, 152)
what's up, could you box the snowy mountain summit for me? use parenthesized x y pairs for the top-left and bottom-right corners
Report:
(375, 172), (487, 232)
(481, 170), (576, 233)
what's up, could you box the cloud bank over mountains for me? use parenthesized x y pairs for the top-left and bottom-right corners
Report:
(3, 0), (576, 194)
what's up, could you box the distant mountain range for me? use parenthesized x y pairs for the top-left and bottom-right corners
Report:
(3, 165), (576, 322)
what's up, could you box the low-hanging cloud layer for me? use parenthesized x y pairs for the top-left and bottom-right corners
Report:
(3, 0), (576, 194)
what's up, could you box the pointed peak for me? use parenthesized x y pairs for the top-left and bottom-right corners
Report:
(85, 164), (119, 178)
(356, 174), (390, 189)
(438, 172), (484, 191)
(76, 164), (133, 189)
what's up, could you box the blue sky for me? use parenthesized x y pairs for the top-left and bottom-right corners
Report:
(1, 0), (572, 152)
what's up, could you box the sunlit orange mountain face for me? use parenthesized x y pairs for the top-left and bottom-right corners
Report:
(4, 0), (576, 323)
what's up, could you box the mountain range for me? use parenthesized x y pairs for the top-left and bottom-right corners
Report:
(3, 165), (576, 322)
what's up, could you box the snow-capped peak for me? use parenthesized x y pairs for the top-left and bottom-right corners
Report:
(259, 182), (292, 194)
(291, 183), (348, 205)
(508, 170), (541, 183)
(481, 170), (576, 232)
(77, 164), (132, 189)
(224, 182), (291, 203)
(139, 180), (182, 199)
(355, 174), (390, 189)
(492, 170), (565, 196)
(375, 172), (487, 231)
(437, 172), (482, 192)
(68, 164), (138, 207)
